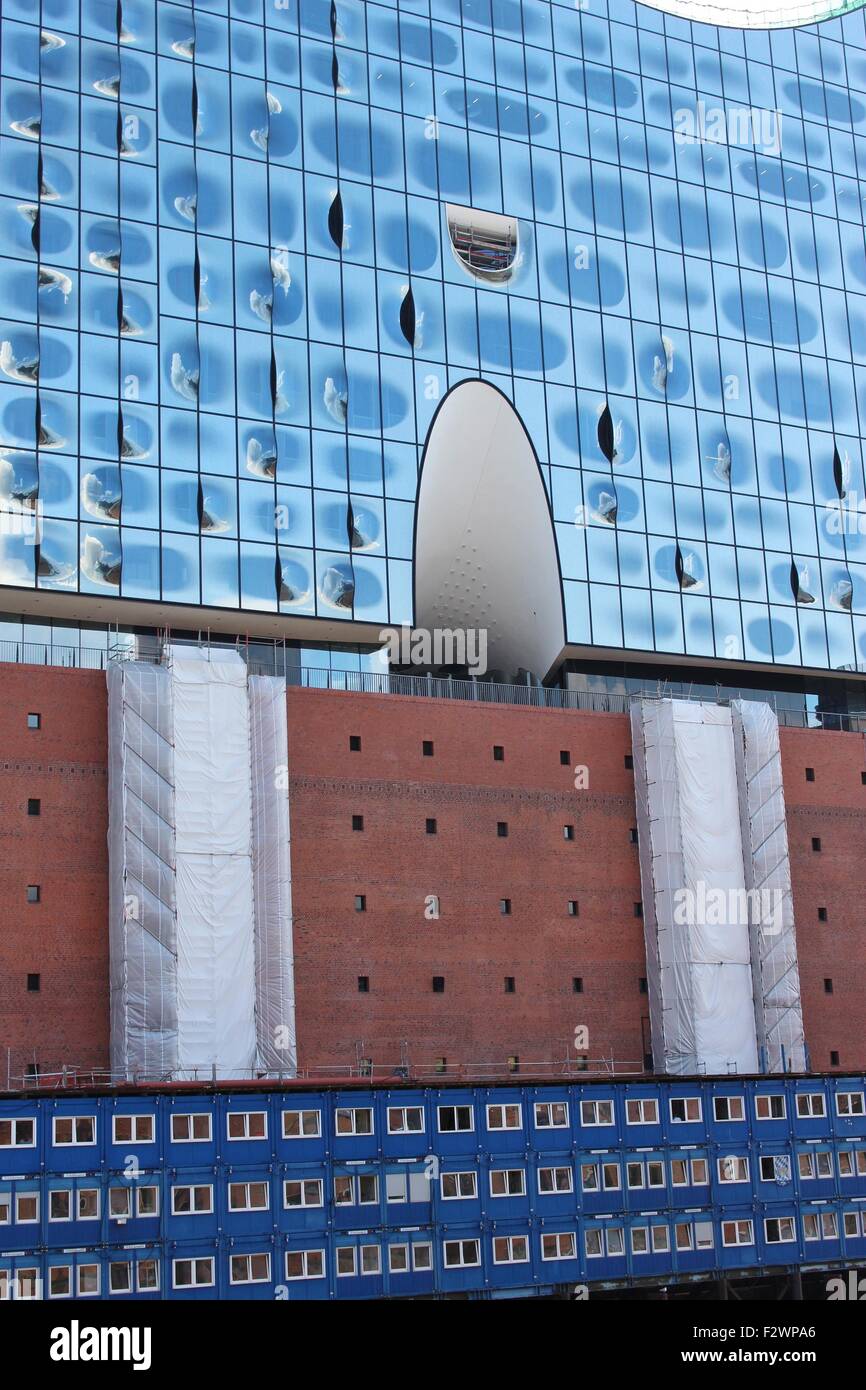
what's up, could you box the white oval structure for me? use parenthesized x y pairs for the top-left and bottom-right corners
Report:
(414, 381), (565, 681)
(639, 0), (864, 28)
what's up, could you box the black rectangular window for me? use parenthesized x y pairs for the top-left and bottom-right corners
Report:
(358, 976), (369, 993)
(805, 767), (815, 782)
(567, 900), (579, 916)
(563, 824), (574, 841)
(432, 976), (445, 993)
(812, 837), (821, 852)
(831, 1051), (840, 1066)
(26, 885), (40, 904)
(354, 895), (366, 912)
(559, 750), (570, 766)
(504, 976), (515, 994)
(27, 713), (40, 730)
(493, 745), (504, 761)
(573, 977), (583, 994)
(426, 817), (437, 834)
(497, 821), (508, 838)
(499, 898), (511, 916)
(861, 771), (866, 786)
(818, 907), (828, 922)
(423, 740), (434, 757)
(349, 735), (361, 751)
(639, 977), (648, 994)
(824, 978), (833, 994)
(634, 901), (643, 918)
(629, 827), (638, 844)
(27, 798), (40, 816)
(352, 814), (364, 831)
(27, 973), (40, 992)
(624, 754), (633, 770)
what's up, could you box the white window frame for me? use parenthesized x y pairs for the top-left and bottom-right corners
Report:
(284, 1250), (326, 1281)
(580, 1099), (614, 1127)
(721, 1219), (754, 1247)
(14, 1191), (38, 1224)
(360, 1244), (381, 1276)
(335, 1107), (374, 1137)
(229, 1252), (271, 1285)
(717, 1155), (750, 1184)
(713, 1096), (745, 1122)
(837, 1091), (865, 1117)
(492, 1234), (529, 1265)
(388, 1244), (409, 1273)
(228, 1180), (269, 1212)
(626, 1161), (645, 1190)
(486, 1103), (522, 1131)
(839, 1150), (855, 1178)
(386, 1106), (425, 1135)
(170, 1184), (214, 1215)
(584, 1228), (603, 1258)
(651, 1225), (670, 1253)
(440, 1171), (478, 1200)
(764, 1216), (796, 1244)
(443, 1238), (481, 1268)
(76, 1263), (100, 1297)
(625, 1097), (659, 1125)
(631, 1226), (649, 1254)
(282, 1109), (321, 1139)
(541, 1231), (577, 1261)
(77, 1188), (99, 1220)
(538, 1165), (573, 1194)
(489, 1168), (526, 1197)
(48, 1265), (72, 1299)
(170, 1112), (212, 1143)
(0, 1118), (36, 1148)
(172, 1257), (215, 1289)
(112, 1114), (154, 1145)
(412, 1243), (432, 1271)
(226, 1111), (268, 1141)
(534, 1101), (569, 1129)
(754, 1094), (786, 1121)
(283, 1178), (324, 1209)
(137, 1186), (159, 1218)
(52, 1115), (96, 1147)
(795, 1093), (826, 1118)
(436, 1104), (475, 1134)
(669, 1097), (702, 1124)
(109, 1261), (133, 1294)
(108, 1186), (132, 1220)
(48, 1189), (71, 1223)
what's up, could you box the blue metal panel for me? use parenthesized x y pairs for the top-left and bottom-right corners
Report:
(3, 1076), (866, 1299)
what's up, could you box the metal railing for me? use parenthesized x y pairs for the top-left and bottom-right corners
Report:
(5, 1057), (646, 1092)
(2, 635), (866, 730)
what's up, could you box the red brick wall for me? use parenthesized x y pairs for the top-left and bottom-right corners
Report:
(2, 665), (865, 1082)
(778, 727), (866, 1074)
(287, 689), (648, 1076)
(0, 667), (109, 1083)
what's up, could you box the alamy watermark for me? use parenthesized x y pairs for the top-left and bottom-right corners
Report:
(378, 625), (488, 676)
(674, 100), (782, 155)
(673, 882), (784, 936)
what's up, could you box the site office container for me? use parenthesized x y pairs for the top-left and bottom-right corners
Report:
(479, 1150), (533, 1220)
(166, 1237), (222, 1300)
(163, 1097), (219, 1166)
(716, 1203), (763, 1271)
(666, 1147), (712, 1210)
(332, 1158), (389, 1232)
(380, 1089), (430, 1159)
(530, 1152), (576, 1217)
(754, 1202), (802, 1263)
(621, 1150), (668, 1213)
(794, 1141), (842, 1200)
(830, 1081), (866, 1141)
(575, 1146), (626, 1218)
(0, 1100), (38, 1177)
(750, 1082), (793, 1142)
(526, 1085), (573, 1153)
(660, 1084), (708, 1145)
(330, 1090), (379, 1163)
(432, 1089), (480, 1158)
(709, 1142), (755, 1206)
(165, 1165), (221, 1242)
(752, 1142), (798, 1204)
(275, 1092), (327, 1161)
(791, 1079), (834, 1140)
(43, 1098), (102, 1174)
(706, 1084), (751, 1144)
(222, 1094), (273, 1163)
(279, 1157), (329, 1233)
(223, 1234), (279, 1301)
(620, 1083), (665, 1147)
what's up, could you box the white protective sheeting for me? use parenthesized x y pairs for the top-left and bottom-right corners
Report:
(171, 648), (257, 1074)
(732, 701), (806, 1073)
(631, 699), (759, 1075)
(107, 661), (178, 1076)
(249, 677), (297, 1073)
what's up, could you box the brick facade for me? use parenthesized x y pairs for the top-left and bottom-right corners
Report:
(1, 665), (864, 1080)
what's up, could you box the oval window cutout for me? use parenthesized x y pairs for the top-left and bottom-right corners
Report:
(445, 204), (518, 284)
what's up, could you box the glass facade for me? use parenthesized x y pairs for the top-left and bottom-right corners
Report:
(3, 0), (866, 673)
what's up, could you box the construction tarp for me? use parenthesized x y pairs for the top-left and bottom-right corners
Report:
(732, 700), (806, 1073)
(631, 699), (759, 1075)
(107, 647), (297, 1079)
